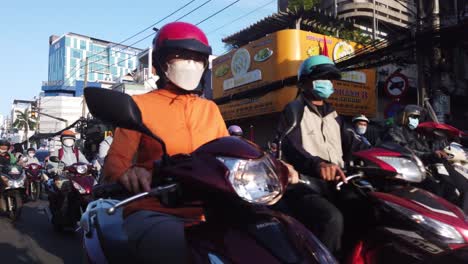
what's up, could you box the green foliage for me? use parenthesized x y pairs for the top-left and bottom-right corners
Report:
(12, 109), (37, 143)
(338, 28), (374, 45)
(288, 0), (320, 10)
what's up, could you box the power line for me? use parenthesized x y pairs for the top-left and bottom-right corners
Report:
(206, 0), (276, 35)
(175, 0), (212, 21)
(119, 0), (195, 45)
(83, 0), (195, 63)
(196, 0), (240, 25)
(63, 1), (196, 86)
(86, 0), (244, 78)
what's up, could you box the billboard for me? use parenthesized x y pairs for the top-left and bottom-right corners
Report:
(212, 29), (376, 120)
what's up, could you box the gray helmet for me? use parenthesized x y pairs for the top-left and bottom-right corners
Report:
(228, 125), (243, 136)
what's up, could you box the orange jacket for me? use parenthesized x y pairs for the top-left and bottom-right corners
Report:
(103, 88), (228, 218)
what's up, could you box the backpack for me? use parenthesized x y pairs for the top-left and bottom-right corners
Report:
(58, 148), (79, 163)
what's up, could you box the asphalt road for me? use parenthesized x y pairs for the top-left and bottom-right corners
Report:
(0, 199), (82, 264)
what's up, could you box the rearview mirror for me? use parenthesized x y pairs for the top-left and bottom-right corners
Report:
(84, 88), (145, 133)
(49, 156), (59, 163)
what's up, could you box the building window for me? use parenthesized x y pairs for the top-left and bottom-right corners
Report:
(73, 38), (78, 49)
(128, 60), (134, 69)
(72, 50), (82, 59)
(80, 40), (87, 50)
(65, 37), (71, 47)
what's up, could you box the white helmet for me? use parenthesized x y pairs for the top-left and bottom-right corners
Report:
(352, 114), (369, 124)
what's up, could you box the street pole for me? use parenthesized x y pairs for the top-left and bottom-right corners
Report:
(372, 0), (377, 40)
(82, 57), (88, 118)
(415, 0), (427, 106)
(430, 0), (444, 122)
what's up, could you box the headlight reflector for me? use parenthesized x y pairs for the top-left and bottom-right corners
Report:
(217, 155), (282, 205)
(76, 165), (88, 174)
(376, 156), (425, 182)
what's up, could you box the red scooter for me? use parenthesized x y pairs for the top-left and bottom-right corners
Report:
(79, 88), (337, 264)
(46, 160), (97, 231)
(24, 163), (44, 201)
(338, 142), (468, 263)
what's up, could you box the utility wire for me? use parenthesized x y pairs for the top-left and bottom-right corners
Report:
(72, 0), (214, 81)
(83, 0), (195, 62)
(206, 0), (275, 35)
(175, 0), (212, 21)
(87, 0), (242, 76)
(196, 0), (240, 25)
(63, 0), (195, 86)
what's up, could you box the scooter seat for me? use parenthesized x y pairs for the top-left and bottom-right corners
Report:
(94, 204), (133, 263)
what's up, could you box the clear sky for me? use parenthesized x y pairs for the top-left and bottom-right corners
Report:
(0, 0), (277, 117)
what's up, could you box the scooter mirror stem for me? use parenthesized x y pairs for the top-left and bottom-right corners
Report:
(107, 192), (149, 215)
(106, 184), (178, 215)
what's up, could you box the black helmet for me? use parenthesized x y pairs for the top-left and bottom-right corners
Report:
(27, 147), (36, 153)
(396, 105), (425, 126)
(0, 140), (10, 148)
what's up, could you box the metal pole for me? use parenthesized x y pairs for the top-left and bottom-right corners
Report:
(82, 57), (88, 118)
(334, 0), (337, 18)
(372, 0), (377, 40)
(416, 0), (427, 106)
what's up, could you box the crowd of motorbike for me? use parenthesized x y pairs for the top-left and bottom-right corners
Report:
(1, 100), (467, 264)
(72, 88), (468, 264)
(0, 141), (98, 230)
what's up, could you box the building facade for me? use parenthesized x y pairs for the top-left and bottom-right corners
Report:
(278, 0), (416, 37)
(43, 33), (143, 96)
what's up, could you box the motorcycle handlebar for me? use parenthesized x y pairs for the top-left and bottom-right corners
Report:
(336, 172), (364, 191)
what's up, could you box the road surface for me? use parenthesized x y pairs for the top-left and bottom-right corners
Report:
(0, 199), (82, 264)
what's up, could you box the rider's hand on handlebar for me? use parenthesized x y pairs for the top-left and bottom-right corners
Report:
(279, 160), (299, 184)
(120, 166), (152, 193)
(319, 162), (347, 183)
(434, 150), (448, 159)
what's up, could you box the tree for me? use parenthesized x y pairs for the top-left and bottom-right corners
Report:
(288, 0), (320, 10)
(12, 109), (37, 147)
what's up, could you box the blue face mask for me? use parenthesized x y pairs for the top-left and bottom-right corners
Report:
(312, 80), (334, 99)
(408, 117), (419, 130)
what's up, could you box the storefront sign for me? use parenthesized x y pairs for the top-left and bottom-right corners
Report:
(212, 29), (375, 120)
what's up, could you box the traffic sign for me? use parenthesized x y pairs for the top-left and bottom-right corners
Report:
(384, 72), (409, 99)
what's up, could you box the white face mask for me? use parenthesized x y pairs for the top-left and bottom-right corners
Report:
(63, 139), (75, 147)
(356, 125), (367, 135)
(165, 60), (205, 91)
(28, 152), (35, 158)
(0, 149), (7, 154)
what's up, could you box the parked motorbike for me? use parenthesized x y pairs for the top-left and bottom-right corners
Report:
(80, 88), (337, 264)
(0, 165), (26, 221)
(24, 163), (44, 201)
(45, 159), (97, 231)
(337, 142), (468, 263)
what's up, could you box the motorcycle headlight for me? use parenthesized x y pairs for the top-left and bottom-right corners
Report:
(384, 201), (465, 244)
(376, 156), (425, 182)
(216, 155), (283, 205)
(72, 181), (86, 194)
(76, 165), (88, 174)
